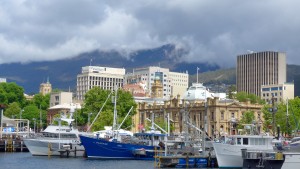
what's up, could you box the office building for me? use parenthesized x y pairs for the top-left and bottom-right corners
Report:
(76, 66), (125, 100)
(125, 66), (188, 99)
(261, 83), (294, 103)
(237, 51), (286, 96)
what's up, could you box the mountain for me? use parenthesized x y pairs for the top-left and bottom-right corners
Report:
(0, 44), (219, 94)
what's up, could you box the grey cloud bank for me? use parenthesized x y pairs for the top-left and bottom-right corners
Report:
(0, 0), (299, 67)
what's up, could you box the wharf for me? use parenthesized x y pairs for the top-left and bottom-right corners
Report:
(0, 138), (28, 152)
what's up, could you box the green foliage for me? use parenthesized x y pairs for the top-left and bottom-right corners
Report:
(4, 102), (21, 118)
(31, 93), (50, 110)
(22, 104), (40, 128)
(262, 97), (300, 136)
(262, 105), (273, 132)
(83, 87), (137, 131)
(237, 111), (255, 129)
(0, 82), (26, 106)
(235, 92), (264, 104)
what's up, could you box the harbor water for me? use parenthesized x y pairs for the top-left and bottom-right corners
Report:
(0, 153), (155, 169)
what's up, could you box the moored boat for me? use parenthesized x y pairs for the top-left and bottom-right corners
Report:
(79, 131), (166, 159)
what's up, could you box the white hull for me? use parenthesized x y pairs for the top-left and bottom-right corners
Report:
(213, 142), (273, 168)
(282, 152), (300, 169)
(24, 139), (85, 157)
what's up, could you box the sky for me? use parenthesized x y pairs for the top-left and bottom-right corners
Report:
(0, 0), (299, 68)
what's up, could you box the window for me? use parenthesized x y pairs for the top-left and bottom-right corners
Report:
(231, 112), (235, 118)
(243, 138), (248, 145)
(221, 112), (224, 120)
(237, 138), (241, 145)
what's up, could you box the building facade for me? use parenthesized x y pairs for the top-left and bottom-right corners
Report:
(50, 92), (73, 107)
(76, 66), (125, 100)
(261, 83), (294, 103)
(237, 51), (286, 96)
(135, 97), (264, 138)
(39, 79), (52, 96)
(125, 66), (188, 99)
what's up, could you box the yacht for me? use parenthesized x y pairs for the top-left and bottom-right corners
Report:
(24, 118), (87, 156)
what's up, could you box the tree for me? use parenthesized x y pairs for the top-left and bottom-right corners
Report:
(237, 111), (255, 129)
(83, 87), (137, 131)
(4, 102), (21, 118)
(0, 82), (26, 106)
(31, 93), (50, 110)
(235, 92), (264, 104)
(22, 105), (40, 128)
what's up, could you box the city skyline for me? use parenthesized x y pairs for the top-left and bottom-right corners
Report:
(0, 1), (300, 68)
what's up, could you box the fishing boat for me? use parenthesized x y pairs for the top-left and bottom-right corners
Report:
(213, 124), (275, 168)
(80, 130), (166, 159)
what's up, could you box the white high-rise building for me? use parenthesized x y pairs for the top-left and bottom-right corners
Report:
(76, 66), (125, 100)
(125, 66), (189, 99)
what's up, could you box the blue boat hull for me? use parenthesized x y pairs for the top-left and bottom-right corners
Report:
(80, 135), (158, 160)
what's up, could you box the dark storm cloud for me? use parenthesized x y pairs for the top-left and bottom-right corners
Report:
(0, 0), (299, 67)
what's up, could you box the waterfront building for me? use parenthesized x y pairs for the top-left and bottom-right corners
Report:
(49, 92), (73, 107)
(237, 51), (286, 97)
(261, 83), (294, 103)
(136, 97), (263, 137)
(39, 78), (52, 96)
(125, 66), (188, 99)
(76, 66), (125, 100)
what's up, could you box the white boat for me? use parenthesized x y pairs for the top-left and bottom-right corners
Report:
(213, 134), (275, 168)
(24, 124), (88, 156)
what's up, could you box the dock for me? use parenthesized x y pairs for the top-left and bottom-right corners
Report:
(154, 146), (218, 168)
(0, 136), (28, 152)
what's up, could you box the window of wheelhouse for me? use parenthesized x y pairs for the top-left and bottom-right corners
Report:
(243, 138), (248, 145)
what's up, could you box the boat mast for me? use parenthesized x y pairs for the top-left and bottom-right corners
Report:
(112, 86), (118, 131)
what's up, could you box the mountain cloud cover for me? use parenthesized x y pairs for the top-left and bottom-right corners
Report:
(0, 0), (299, 67)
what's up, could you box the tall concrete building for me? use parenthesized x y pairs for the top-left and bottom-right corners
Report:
(125, 66), (189, 99)
(237, 51), (286, 96)
(76, 66), (125, 100)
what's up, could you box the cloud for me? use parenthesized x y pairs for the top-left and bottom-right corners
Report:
(0, 0), (299, 67)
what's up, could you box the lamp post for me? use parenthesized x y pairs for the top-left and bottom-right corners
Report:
(269, 94), (277, 136)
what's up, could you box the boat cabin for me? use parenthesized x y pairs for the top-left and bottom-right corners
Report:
(221, 135), (274, 147)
